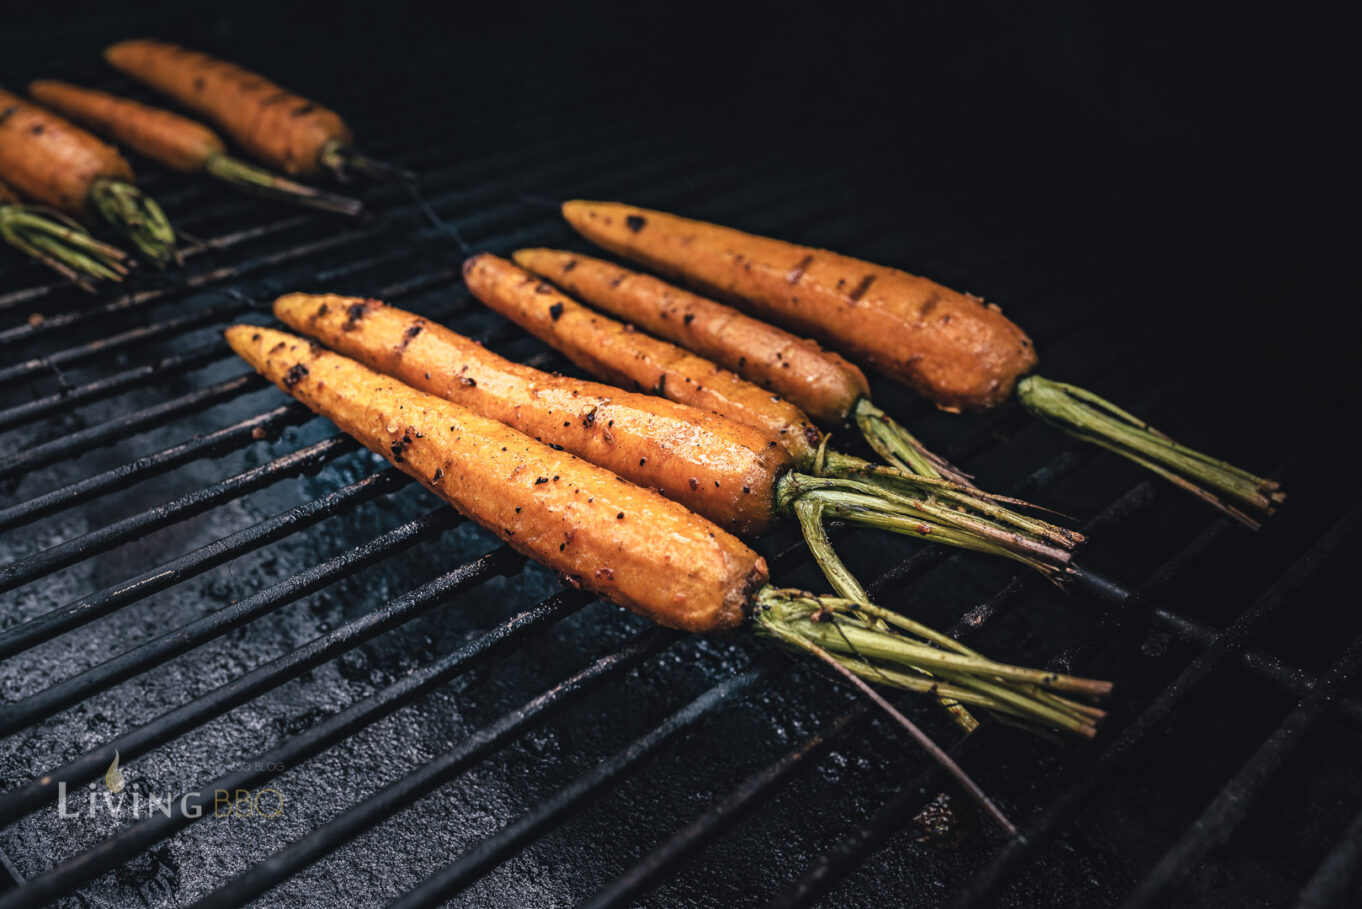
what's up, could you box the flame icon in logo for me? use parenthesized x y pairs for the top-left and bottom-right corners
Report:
(104, 750), (125, 794)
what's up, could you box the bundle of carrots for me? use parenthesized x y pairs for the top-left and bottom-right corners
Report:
(0, 178), (129, 289)
(0, 88), (177, 266)
(275, 265), (1080, 615)
(104, 39), (407, 183)
(28, 81), (361, 216)
(470, 257), (1082, 585)
(227, 323), (1110, 756)
(557, 202), (1284, 528)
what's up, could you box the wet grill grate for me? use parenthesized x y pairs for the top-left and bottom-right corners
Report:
(1, 5), (1358, 908)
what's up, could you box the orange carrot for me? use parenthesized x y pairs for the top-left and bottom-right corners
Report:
(515, 247), (971, 483)
(29, 80), (361, 215)
(0, 88), (176, 264)
(464, 253), (1081, 592)
(227, 323), (1110, 748)
(563, 200), (1284, 527)
(106, 39), (403, 182)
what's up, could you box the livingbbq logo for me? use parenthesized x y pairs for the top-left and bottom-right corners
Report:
(55, 751), (285, 820)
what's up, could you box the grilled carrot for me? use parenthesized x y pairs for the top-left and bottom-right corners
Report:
(468, 253), (821, 466)
(462, 254), (1079, 594)
(0, 88), (176, 264)
(273, 293), (791, 537)
(28, 81), (361, 216)
(0, 178), (130, 289)
(105, 39), (404, 182)
(227, 323), (1111, 756)
(564, 201), (1284, 527)
(516, 247), (967, 483)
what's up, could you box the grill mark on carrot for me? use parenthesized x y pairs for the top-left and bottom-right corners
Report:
(918, 291), (941, 319)
(626, 214), (646, 232)
(849, 275), (876, 302)
(787, 254), (813, 285)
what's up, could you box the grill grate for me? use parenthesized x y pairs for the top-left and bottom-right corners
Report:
(2, 4), (1357, 908)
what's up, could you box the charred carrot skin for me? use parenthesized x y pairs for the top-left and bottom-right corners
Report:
(562, 201), (1039, 413)
(29, 79), (223, 173)
(273, 292), (792, 537)
(227, 326), (766, 634)
(105, 39), (352, 178)
(465, 253), (823, 469)
(0, 88), (135, 218)
(513, 248), (872, 426)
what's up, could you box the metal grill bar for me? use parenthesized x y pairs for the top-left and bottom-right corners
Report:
(0, 507), (458, 735)
(0, 403), (309, 531)
(0, 545), (526, 853)
(0, 435), (357, 597)
(0, 464), (398, 662)
(186, 626), (676, 909)
(580, 699), (864, 909)
(390, 665), (776, 909)
(948, 499), (1362, 909)
(0, 564), (587, 909)
(1295, 804), (1362, 908)
(0, 342), (226, 433)
(0, 374), (264, 482)
(1125, 631), (1362, 907)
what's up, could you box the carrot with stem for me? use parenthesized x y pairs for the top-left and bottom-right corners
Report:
(0, 179), (130, 290)
(563, 201), (1284, 528)
(458, 255), (1080, 594)
(278, 284), (1032, 733)
(0, 88), (176, 265)
(28, 81), (362, 216)
(514, 247), (971, 484)
(104, 39), (409, 183)
(227, 324), (1110, 828)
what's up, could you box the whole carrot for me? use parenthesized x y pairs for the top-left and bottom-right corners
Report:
(0, 89), (176, 265)
(516, 247), (969, 483)
(227, 324), (1111, 760)
(274, 293), (790, 537)
(0, 178), (130, 290)
(29, 81), (361, 216)
(459, 255), (1079, 595)
(564, 201), (1284, 528)
(105, 39), (406, 182)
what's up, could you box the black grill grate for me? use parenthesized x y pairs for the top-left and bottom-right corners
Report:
(2, 4), (1357, 907)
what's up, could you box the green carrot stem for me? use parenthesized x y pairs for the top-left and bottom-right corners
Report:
(792, 497), (983, 734)
(318, 140), (416, 184)
(753, 587), (1111, 740)
(1016, 375), (1284, 529)
(777, 471), (1075, 581)
(853, 397), (975, 486)
(204, 154), (363, 216)
(821, 450), (1084, 548)
(0, 203), (130, 290)
(87, 178), (178, 266)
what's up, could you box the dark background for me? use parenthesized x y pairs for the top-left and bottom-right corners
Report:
(8, 0), (1354, 324)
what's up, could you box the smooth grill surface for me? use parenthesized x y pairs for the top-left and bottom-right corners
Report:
(1, 4), (1356, 907)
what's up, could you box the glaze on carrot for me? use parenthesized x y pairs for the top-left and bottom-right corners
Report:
(105, 39), (403, 182)
(273, 292), (791, 537)
(227, 323), (1111, 747)
(515, 247), (971, 483)
(462, 254), (1081, 592)
(29, 80), (361, 215)
(563, 200), (1283, 527)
